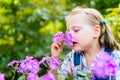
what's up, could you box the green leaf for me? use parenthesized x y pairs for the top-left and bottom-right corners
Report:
(18, 75), (25, 80)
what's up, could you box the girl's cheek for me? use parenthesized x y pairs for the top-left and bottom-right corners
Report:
(70, 30), (75, 34)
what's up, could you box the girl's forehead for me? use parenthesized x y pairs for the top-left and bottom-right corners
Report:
(66, 14), (88, 28)
(67, 12), (88, 19)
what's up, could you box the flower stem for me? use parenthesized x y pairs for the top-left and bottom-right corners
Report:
(11, 70), (16, 80)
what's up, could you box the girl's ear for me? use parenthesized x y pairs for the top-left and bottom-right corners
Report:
(93, 25), (101, 38)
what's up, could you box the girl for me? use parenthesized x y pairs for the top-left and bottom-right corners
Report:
(51, 7), (120, 80)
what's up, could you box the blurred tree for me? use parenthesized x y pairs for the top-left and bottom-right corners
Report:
(93, 0), (120, 14)
(0, 0), (79, 78)
(0, 0), (66, 78)
(105, 5), (120, 43)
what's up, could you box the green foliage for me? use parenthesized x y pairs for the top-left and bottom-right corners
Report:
(105, 5), (120, 43)
(93, 0), (120, 14)
(0, 0), (67, 78)
(0, 0), (82, 78)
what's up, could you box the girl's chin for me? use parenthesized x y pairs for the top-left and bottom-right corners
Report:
(73, 48), (82, 52)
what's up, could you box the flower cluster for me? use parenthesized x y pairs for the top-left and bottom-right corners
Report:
(42, 71), (56, 80)
(7, 52), (117, 80)
(0, 73), (5, 80)
(17, 56), (40, 73)
(92, 52), (117, 78)
(53, 32), (65, 43)
(8, 56), (40, 80)
(8, 60), (20, 69)
(39, 56), (61, 80)
(40, 56), (61, 71)
(8, 56), (61, 80)
(53, 32), (73, 46)
(64, 32), (73, 46)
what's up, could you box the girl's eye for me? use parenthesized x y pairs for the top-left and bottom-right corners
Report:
(74, 29), (79, 32)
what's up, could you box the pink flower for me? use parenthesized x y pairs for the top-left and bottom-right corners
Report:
(64, 32), (73, 46)
(0, 73), (5, 80)
(39, 56), (61, 70)
(8, 60), (20, 68)
(42, 71), (56, 80)
(92, 52), (117, 78)
(53, 32), (64, 42)
(53, 32), (73, 46)
(27, 72), (39, 80)
(17, 56), (40, 73)
(49, 57), (61, 70)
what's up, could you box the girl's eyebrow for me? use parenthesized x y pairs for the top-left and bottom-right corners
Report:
(66, 26), (81, 31)
(72, 26), (81, 29)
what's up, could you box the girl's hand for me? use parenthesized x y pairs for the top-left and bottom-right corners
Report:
(51, 42), (63, 59)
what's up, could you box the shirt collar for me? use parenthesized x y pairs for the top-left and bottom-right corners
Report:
(81, 46), (105, 68)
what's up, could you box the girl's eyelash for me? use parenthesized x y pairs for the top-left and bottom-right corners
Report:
(74, 29), (79, 32)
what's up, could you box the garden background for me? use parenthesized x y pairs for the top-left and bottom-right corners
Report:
(0, 0), (120, 79)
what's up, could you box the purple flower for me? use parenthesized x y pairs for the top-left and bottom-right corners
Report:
(64, 32), (73, 46)
(42, 71), (56, 80)
(8, 60), (20, 68)
(40, 56), (61, 70)
(39, 56), (51, 65)
(0, 73), (5, 80)
(49, 57), (61, 70)
(92, 52), (117, 78)
(91, 75), (95, 80)
(53, 32), (64, 42)
(53, 32), (73, 46)
(27, 72), (39, 80)
(8, 56), (61, 80)
(17, 56), (40, 74)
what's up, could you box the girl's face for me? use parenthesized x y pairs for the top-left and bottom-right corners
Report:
(66, 14), (98, 51)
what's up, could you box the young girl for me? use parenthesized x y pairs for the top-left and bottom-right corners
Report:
(51, 7), (120, 80)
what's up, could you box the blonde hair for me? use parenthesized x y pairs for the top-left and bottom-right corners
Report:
(66, 7), (119, 50)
